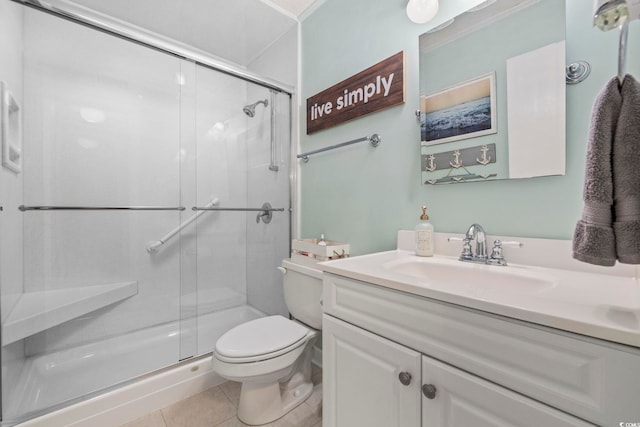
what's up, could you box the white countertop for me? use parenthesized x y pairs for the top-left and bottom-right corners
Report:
(320, 249), (640, 348)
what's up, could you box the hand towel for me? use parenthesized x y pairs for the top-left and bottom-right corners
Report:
(572, 77), (621, 266)
(613, 75), (640, 264)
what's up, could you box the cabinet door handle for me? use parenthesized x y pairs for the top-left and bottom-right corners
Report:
(422, 384), (437, 399)
(398, 372), (412, 386)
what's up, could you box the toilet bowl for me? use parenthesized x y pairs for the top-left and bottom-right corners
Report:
(213, 258), (322, 426)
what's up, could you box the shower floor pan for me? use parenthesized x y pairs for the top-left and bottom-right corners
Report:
(5, 304), (263, 422)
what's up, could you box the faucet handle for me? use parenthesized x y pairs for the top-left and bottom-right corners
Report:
(498, 240), (523, 248)
(448, 236), (473, 260)
(488, 240), (522, 266)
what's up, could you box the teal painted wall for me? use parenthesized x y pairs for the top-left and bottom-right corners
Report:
(300, 0), (640, 256)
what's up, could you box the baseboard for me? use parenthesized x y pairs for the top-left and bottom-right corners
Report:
(17, 356), (224, 427)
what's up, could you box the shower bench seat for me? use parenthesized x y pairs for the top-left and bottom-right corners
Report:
(1, 281), (138, 346)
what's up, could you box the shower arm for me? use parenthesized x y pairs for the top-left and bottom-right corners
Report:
(146, 197), (219, 253)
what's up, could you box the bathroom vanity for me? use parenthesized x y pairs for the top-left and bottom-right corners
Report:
(320, 236), (640, 427)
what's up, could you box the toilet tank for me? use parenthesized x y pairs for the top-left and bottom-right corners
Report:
(281, 258), (323, 329)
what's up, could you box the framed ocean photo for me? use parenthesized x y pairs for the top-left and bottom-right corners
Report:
(420, 72), (497, 146)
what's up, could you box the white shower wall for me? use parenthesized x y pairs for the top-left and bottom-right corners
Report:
(0, 0), (25, 318)
(18, 5), (296, 357)
(245, 90), (291, 318)
(0, 0), (27, 409)
(246, 25), (297, 318)
(193, 65), (251, 350)
(22, 10), (184, 355)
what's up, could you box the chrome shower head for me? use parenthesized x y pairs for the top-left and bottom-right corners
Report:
(242, 99), (268, 117)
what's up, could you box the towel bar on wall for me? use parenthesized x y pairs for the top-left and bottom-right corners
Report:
(297, 133), (381, 162)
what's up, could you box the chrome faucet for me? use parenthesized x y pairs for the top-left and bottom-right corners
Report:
(465, 223), (487, 260)
(449, 223), (522, 266)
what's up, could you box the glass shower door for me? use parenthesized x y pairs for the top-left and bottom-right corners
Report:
(0, 3), (293, 425)
(2, 7), (187, 423)
(192, 64), (292, 356)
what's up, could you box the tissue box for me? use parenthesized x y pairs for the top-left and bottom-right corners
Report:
(292, 238), (350, 262)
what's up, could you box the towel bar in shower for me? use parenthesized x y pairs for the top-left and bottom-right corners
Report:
(18, 205), (186, 211)
(191, 207), (285, 212)
(192, 202), (286, 224)
(147, 198), (220, 253)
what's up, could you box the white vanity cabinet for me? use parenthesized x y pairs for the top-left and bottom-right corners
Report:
(323, 314), (421, 426)
(322, 273), (640, 427)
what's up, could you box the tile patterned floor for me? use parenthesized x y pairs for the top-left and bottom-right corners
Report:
(120, 366), (322, 427)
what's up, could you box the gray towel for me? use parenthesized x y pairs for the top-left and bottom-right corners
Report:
(613, 75), (640, 264)
(573, 77), (621, 266)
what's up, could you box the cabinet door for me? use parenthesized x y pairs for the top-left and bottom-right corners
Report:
(421, 355), (595, 427)
(323, 314), (421, 427)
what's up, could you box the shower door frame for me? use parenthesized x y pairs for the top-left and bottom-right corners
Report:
(8, 0), (294, 95)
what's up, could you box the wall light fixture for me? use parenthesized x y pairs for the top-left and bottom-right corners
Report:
(406, 0), (439, 23)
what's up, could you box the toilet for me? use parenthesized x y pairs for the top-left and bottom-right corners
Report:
(213, 258), (322, 425)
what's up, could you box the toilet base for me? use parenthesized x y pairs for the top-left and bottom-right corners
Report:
(213, 317), (319, 426)
(237, 378), (314, 425)
(236, 341), (316, 426)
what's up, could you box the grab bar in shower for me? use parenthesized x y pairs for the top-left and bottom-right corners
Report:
(19, 205), (186, 211)
(147, 198), (220, 253)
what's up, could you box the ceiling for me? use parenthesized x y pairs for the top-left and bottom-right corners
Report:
(268, 0), (321, 17)
(54, 0), (324, 66)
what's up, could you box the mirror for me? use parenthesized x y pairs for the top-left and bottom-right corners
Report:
(419, 0), (566, 184)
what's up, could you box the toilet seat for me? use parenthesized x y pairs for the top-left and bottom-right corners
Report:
(215, 315), (310, 363)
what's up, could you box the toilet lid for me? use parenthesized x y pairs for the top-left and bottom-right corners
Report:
(215, 315), (309, 358)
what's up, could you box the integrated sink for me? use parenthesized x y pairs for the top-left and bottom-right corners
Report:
(382, 257), (555, 293)
(319, 234), (640, 347)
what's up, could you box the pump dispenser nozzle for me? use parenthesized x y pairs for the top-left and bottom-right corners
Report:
(420, 205), (429, 220)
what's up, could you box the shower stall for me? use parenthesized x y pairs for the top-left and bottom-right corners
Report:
(0, 1), (293, 424)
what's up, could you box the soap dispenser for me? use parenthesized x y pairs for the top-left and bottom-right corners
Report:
(415, 205), (434, 257)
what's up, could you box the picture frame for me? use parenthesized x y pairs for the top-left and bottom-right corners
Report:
(420, 72), (496, 146)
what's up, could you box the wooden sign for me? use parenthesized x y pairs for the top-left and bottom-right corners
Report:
(306, 51), (405, 134)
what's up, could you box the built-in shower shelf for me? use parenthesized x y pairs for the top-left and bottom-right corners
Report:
(1, 281), (138, 346)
